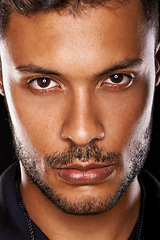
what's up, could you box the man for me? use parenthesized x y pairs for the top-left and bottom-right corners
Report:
(0, 0), (159, 239)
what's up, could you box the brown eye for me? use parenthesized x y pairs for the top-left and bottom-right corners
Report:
(30, 77), (58, 90)
(102, 73), (134, 89)
(110, 74), (124, 84)
(37, 78), (51, 88)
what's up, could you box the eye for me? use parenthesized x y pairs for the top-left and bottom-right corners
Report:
(102, 73), (134, 88)
(29, 77), (59, 91)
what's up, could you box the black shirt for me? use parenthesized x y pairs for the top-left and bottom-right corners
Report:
(0, 162), (160, 239)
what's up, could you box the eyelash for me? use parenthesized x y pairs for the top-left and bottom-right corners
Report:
(28, 77), (60, 92)
(101, 73), (135, 89)
(27, 73), (135, 93)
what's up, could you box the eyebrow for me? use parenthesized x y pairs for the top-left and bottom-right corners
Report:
(97, 58), (143, 77)
(16, 64), (61, 76)
(16, 58), (143, 77)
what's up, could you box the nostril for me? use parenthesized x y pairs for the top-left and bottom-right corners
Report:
(97, 131), (105, 140)
(60, 122), (105, 146)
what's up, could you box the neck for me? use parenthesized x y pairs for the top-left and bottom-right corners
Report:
(20, 170), (141, 240)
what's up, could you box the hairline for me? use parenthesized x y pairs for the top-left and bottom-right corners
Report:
(0, 0), (159, 44)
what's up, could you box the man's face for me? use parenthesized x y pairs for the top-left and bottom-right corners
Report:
(0, 0), (158, 215)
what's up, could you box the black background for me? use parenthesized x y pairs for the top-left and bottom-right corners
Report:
(0, 84), (160, 180)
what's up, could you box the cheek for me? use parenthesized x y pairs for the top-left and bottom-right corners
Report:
(5, 84), (66, 154)
(99, 80), (154, 150)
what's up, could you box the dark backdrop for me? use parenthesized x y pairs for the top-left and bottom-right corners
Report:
(0, 85), (160, 180)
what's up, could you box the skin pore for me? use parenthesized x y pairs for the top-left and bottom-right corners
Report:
(0, 0), (160, 239)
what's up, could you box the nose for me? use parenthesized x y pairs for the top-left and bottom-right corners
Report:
(60, 91), (105, 146)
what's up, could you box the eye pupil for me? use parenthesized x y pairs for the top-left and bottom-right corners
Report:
(111, 74), (123, 83)
(114, 74), (119, 79)
(37, 78), (50, 88)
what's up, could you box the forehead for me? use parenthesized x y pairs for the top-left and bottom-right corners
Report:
(1, 0), (155, 77)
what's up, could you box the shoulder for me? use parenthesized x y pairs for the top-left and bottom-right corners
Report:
(0, 162), (30, 239)
(139, 169), (160, 204)
(138, 169), (160, 239)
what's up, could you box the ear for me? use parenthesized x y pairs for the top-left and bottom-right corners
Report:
(155, 33), (160, 86)
(0, 57), (4, 96)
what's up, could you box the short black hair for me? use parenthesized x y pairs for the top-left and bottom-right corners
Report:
(0, 0), (159, 37)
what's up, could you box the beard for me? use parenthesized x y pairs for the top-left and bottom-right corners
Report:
(13, 124), (151, 216)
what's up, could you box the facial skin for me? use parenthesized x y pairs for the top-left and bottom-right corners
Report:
(0, 0), (159, 239)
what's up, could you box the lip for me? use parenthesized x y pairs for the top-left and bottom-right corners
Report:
(55, 164), (115, 185)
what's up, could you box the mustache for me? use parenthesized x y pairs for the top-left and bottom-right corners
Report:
(45, 144), (122, 168)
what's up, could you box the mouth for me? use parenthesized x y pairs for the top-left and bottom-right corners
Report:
(55, 163), (116, 185)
